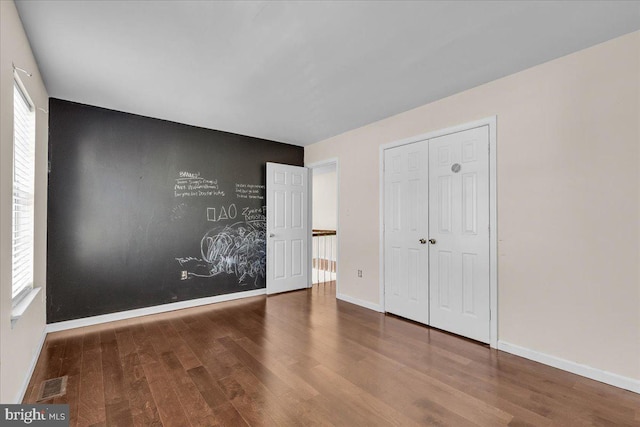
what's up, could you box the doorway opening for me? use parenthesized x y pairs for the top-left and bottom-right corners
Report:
(309, 160), (338, 291)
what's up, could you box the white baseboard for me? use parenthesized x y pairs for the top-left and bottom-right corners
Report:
(46, 289), (267, 333)
(15, 328), (47, 403)
(336, 293), (384, 313)
(498, 341), (640, 394)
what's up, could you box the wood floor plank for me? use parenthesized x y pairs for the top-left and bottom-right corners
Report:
(100, 330), (134, 426)
(217, 372), (280, 426)
(229, 366), (301, 426)
(218, 336), (293, 398)
(188, 366), (231, 409)
(105, 399), (134, 427)
(276, 389), (335, 427)
(573, 378), (640, 411)
(210, 402), (250, 427)
(177, 321), (244, 382)
(115, 325), (161, 427)
(187, 365), (247, 426)
(311, 364), (422, 427)
(233, 336), (319, 399)
(101, 330), (126, 404)
(157, 319), (202, 371)
(114, 326), (137, 359)
(397, 365), (513, 425)
(24, 283), (640, 426)
(404, 357), (554, 426)
(159, 351), (219, 427)
(254, 308), (365, 373)
(141, 359), (190, 427)
(129, 321), (159, 366)
(120, 351), (162, 427)
(59, 334), (84, 377)
(77, 331), (106, 426)
(132, 324), (190, 427)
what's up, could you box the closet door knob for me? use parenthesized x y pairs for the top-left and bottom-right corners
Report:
(419, 239), (426, 244)
(429, 239), (436, 245)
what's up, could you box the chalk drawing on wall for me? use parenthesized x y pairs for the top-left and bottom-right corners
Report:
(170, 203), (188, 221)
(207, 203), (238, 222)
(176, 220), (266, 286)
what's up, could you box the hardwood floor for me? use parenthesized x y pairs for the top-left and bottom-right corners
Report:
(25, 283), (640, 426)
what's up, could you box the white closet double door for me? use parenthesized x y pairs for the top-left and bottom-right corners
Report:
(384, 126), (490, 343)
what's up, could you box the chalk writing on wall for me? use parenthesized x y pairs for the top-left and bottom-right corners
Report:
(175, 171), (225, 198)
(235, 183), (265, 200)
(241, 206), (266, 221)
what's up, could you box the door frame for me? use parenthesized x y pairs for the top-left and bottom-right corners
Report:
(379, 117), (498, 348)
(306, 158), (340, 295)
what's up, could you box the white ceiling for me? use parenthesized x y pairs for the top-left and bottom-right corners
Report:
(15, 1), (640, 146)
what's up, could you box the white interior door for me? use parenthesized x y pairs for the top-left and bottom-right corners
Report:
(428, 126), (490, 343)
(266, 162), (310, 295)
(383, 140), (430, 324)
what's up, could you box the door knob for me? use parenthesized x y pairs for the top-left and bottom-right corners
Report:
(269, 233), (275, 237)
(419, 238), (426, 244)
(429, 239), (436, 244)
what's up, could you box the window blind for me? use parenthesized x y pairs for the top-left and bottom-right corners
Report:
(12, 81), (35, 303)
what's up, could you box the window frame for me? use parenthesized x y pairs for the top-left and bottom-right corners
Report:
(11, 75), (36, 308)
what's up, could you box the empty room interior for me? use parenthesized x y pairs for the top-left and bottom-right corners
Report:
(1, 0), (639, 425)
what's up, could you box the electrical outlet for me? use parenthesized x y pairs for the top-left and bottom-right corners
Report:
(181, 270), (188, 280)
(357, 269), (362, 278)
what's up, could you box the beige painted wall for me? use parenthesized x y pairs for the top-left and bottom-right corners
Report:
(305, 32), (640, 381)
(1, 0), (49, 403)
(312, 166), (337, 230)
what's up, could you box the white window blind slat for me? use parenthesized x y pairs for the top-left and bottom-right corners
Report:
(14, 157), (32, 172)
(12, 245), (33, 258)
(12, 266), (32, 280)
(12, 267), (32, 283)
(12, 240), (33, 251)
(13, 209), (33, 217)
(13, 199), (33, 207)
(12, 222), (31, 230)
(12, 81), (35, 303)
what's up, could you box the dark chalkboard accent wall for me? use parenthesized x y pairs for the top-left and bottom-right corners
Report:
(47, 98), (303, 323)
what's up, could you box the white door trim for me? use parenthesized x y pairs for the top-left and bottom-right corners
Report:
(379, 116), (498, 348)
(306, 158), (340, 295)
